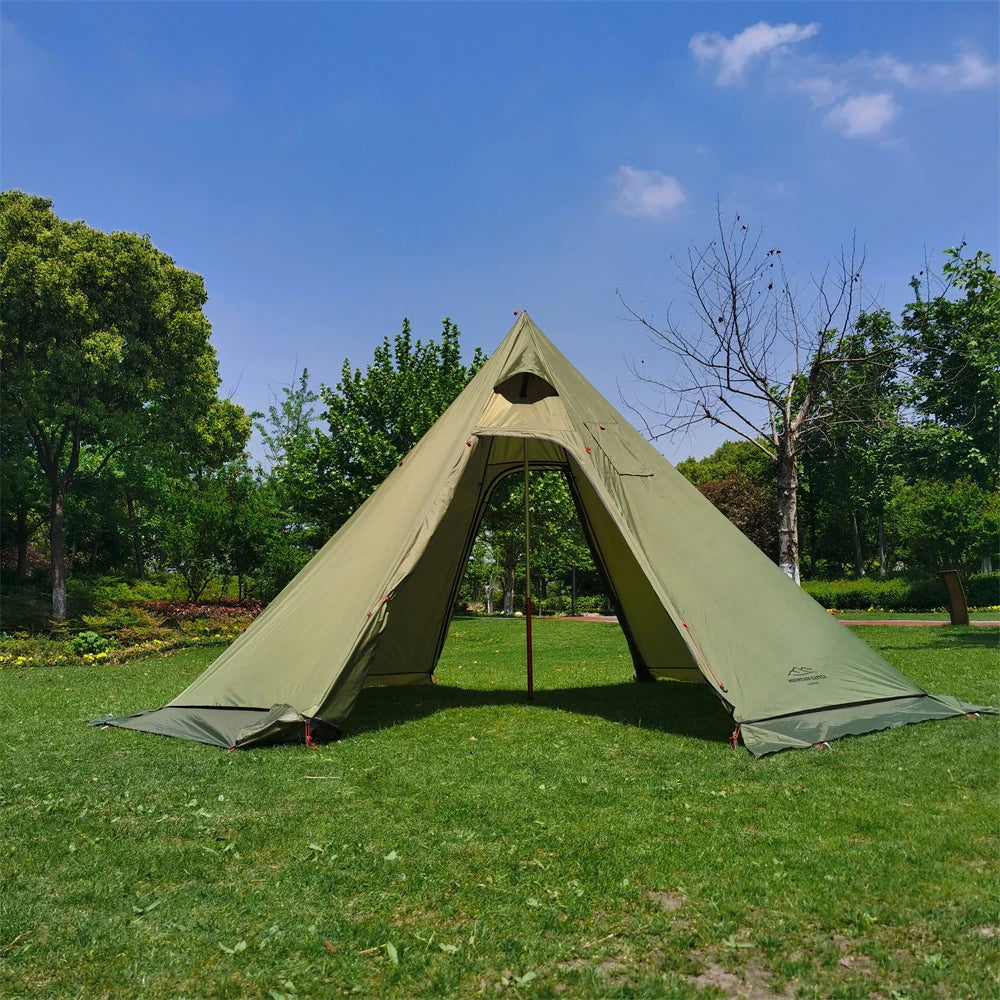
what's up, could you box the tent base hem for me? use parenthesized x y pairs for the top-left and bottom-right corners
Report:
(89, 704), (341, 750)
(739, 692), (996, 756)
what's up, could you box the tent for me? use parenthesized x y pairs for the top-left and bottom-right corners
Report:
(96, 314), (993, 755)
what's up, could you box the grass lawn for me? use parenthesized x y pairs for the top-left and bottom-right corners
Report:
(1, 619), (997, 999)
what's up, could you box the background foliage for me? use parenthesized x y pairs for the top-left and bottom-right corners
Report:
(2, 195), (997, 635)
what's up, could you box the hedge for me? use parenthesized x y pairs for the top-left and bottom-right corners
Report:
(802, 573), (999, 611)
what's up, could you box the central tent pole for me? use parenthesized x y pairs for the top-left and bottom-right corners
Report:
(523, 438), (534, 700)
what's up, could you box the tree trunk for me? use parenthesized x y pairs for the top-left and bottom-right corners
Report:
(877, 514), (887, 578)
(805, 496), (816, 577)
(776, 449), (800, 584)
(50, 488), (68, 619)
(16, 506), (29, 579)
(485, 580), (494, 614)
(503, 562), (516, 616)
(851, 510), (865, 577)
(501, 539), (522, 616)
(126, 494), (145, 579)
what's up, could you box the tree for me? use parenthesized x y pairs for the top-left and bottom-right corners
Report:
(476, 470), (594, 616)
(463, 534), (503, 613)
(291, 319), (485, 536)
(676, 439), (776, 487)
(147, 399), (254, 599)
(0, 419), (45, 578)
(0, 191), (228, 616)
(621, 208), (900, 582)
(152, 470), (231, 601)
(902, 245), (1000, 485)
(255, 369), (323, 555)
(887, 478), (997, 573)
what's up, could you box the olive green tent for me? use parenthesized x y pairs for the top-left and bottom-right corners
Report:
(96, 314), (993, 755)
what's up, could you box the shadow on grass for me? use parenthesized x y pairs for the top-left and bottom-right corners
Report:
(874, 628), (1000, 652)
(346, 679), (733, 744)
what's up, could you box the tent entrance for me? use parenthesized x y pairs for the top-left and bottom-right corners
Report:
(442, 435), (702, 689)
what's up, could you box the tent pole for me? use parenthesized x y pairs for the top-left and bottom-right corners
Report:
(524, 439), (534, 701)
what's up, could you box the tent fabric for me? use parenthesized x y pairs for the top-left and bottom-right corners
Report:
(93, 314), (994, 755)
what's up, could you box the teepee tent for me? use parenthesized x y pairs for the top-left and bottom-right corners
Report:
(97, 314), (992, 755)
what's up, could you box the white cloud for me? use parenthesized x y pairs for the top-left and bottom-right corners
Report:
(794, 76), (845, 109)
(823, 93), (898, 138)
(689, 23), (995, 142)
(872, 50), (999, 91)
(689, 21), (820, 85)
(612, 166), (686, 218)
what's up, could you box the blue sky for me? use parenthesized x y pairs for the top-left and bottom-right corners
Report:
(3, 2), (997, 462)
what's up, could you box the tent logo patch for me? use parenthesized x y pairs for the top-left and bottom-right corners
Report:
(787, 665), (827, 683)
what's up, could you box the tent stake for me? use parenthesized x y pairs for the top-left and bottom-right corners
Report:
(524, 439), (534, 701)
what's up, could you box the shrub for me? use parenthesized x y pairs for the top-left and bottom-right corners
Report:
(802, 573), (999, 611)
(82, 605), (159, 636)
(537, 595), (568, 616)
(71, 630), (115, 656)
(572, 595), (608, 615)
(966, 573), (1000, 608)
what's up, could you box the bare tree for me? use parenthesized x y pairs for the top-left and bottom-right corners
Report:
(620, 208), (897, 583)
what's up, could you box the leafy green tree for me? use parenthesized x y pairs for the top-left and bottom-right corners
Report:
(258, 369), (319, 473)
(477, 471), (594, 616)
(676, 439), (776, 488)
(214, 460), (273, 601)
(531, 474), (595, 612)
(292, 319), (485, 536)
(0, 191), (227, 616)
(463, 534), (503, 613)
(887, 478), (997, 572)
(903, 246), (1000, 474)
(478, 476), (527, 616)
(255, 369), (324, 560)
(796, 310), (906, 577)
(152, 471), (230, 601)
(147, 399), (255, 599)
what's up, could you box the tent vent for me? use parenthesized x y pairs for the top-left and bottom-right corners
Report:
(494, 371), (559, 403)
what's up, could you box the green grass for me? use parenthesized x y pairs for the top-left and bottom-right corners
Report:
(1, 620), (997, 999)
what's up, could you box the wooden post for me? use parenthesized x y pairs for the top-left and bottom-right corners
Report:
(524, 439), (533, 700)
(939, 569), (970, 626)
